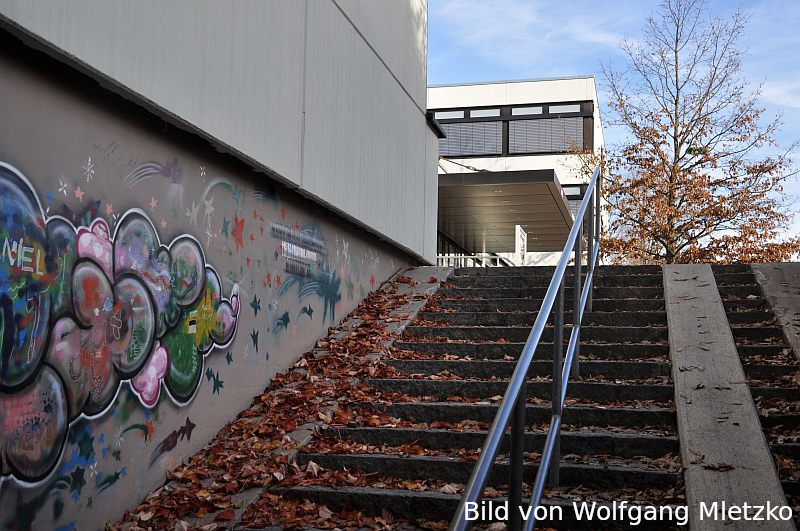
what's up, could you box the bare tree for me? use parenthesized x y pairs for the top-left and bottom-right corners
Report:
(602, 0), (799, 264)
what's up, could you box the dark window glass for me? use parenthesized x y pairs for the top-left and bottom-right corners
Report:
(508, 117), (583, 154)
(439, 121), (502, 156)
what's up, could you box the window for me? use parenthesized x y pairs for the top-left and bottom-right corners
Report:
(511, 106), (543, 116)
(548, 103), (581, 114)
(470, 108), (500, 118)
(434, 110), (464, 120)
(431, 100), (591, 157)
(439, 121), (502, 156)
(508, 117), (583, 153)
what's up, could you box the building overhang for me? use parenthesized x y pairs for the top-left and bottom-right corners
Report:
(438, 169), (574, 253)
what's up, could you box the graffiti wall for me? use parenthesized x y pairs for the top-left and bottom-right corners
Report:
(0, 31), (410, 529)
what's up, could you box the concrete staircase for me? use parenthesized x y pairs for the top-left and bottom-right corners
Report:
(711, 265), (800, 516)
(285, 265), (688, 527)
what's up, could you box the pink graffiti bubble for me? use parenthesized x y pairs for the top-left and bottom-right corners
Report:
(230, 288), (240, 316)
(131, 344), (168, 408)
(77, 218), (113, 278)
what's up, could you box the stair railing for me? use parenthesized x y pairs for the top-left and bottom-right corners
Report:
(450, 166), (602, 531)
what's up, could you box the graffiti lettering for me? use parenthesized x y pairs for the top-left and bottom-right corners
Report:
(0, 162), (239, 484)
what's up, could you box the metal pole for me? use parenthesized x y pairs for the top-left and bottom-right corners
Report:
(549, 276), (564, 486)
(509, 385), (527, 530)
(586, 188), (594, 313)
(571, 221), (582, 378)
(596, 174), (602, 263)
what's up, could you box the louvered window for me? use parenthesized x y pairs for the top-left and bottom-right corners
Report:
(439, 121), (502, 156)
(508, 117), (583, 154)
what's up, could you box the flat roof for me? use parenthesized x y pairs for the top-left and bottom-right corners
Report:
(428, 75), (596, 89)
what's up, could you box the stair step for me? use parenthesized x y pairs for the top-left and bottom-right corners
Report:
(709, 272), (760, 286)
(319, 427), (679, 457)
(419, 311), (667, 327)
(773, 443), (800, 458)
(724, 312), (779, 325)
(384, 359), (671, 380)
(435, 298), (666, 312)
(731, 326), (786, 341)
(454, 265), (664, 276)
(366, 378), (673, 402)
(392, 341), (669, 360)
(751, 386), (800, 401)
(404, 325), (667, 343)
(710, 264), (753, 274)
(371, 401), (676, 428)
(295, 453), (679, 490)
(738, 344), (795, 358)
(449, 274), (664, 288)
(717, 285), (763, 299)
(743, 364), (799, 379)
(722, 299), (770, 312)
(760, 413), (800, 429)
(440, 286), (665, 300)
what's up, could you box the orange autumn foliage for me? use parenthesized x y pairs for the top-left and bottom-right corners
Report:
(601, 0), (800, 264)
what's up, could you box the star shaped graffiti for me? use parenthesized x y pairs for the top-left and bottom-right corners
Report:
(70, 466), (86, 495)
(82, 157), (95, 182)
(226, 352), (233, 365)
(231, 214), (245, 251)
(185, 201), (200, 225)
(250, 329), (259, 353)
(250, 293), (261, 315)
(221, 216), (230, 237)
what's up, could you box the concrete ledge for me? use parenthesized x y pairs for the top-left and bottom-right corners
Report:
(751, 263), (800, 362)
(664, 264), (792, 530)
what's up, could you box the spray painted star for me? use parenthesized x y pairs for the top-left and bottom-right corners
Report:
(185, 201), (200, 225)
(160, 218), (168, 230)
(250, 293), (261, 315)
(149, 197), (158, 211)
(204, 196), (215, 225)
(226, 352), (233, 365)
(250, 329), (259, 353)
(82, 157), (95, 182)
(74, 186), (85, 202)
(59, 179), (69, 196)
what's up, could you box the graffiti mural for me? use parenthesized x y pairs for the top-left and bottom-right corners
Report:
(271, 222), (342, 323)
(0, 162), (239, 484)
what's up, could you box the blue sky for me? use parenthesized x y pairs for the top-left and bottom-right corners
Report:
(428, 0), (800, 231)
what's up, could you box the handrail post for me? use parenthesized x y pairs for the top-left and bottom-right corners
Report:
(571, 221), (582, 378)
(595, 173), (602, 263)
(549, 276), (565, 486)
(509, 385), (527, 530)
(586, 187), (595, 313)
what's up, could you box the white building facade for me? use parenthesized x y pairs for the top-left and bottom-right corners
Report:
(428, 77), (604, 264)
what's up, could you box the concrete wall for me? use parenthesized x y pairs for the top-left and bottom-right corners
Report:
(0, 0), (436, 263)
(0, 32), (410, 529)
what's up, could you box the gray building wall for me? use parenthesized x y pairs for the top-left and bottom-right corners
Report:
(0, 31), (410, 529)
(0, 0), (437, 263)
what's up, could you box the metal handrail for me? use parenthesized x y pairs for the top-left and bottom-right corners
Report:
(450, 166), (602, 531)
